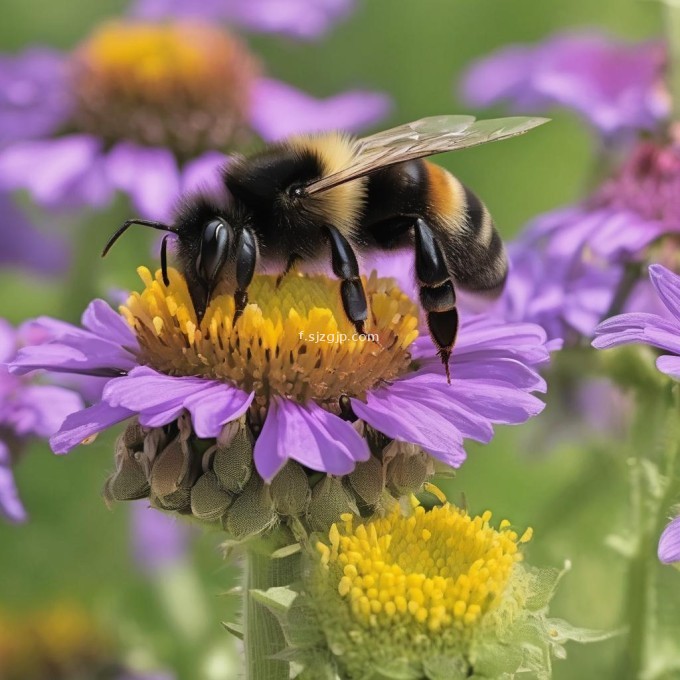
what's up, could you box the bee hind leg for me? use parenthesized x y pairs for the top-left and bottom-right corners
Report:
(233, 227), (258, 323)
(413, 218), (458, 383)
(325, 225), (368, 335)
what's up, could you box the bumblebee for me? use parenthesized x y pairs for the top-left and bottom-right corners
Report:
(103, 115), (547, 379)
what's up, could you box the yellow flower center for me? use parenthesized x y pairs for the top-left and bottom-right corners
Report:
(121, 267), (419, 409)
(316, 488), (532, 635)
(70, 21), (259, 156)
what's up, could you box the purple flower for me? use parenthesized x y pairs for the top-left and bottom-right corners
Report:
(659, 515), (680, 564)
(0, 21), (390, 221)
(130, 500), (192, 574)
(130, 0), (355, 40)
(0, 319), (84, 522)
(461, 32), (668, 138)
(593, 264), (680, 379)
(10, 267), (548, 483)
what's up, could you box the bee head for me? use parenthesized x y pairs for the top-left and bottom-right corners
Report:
(102, 192), (241, 321)
(168, 193), (244, 321)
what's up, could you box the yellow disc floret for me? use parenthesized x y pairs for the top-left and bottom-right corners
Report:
(312, 494), (533, 677)
(121, 267), (419, 409)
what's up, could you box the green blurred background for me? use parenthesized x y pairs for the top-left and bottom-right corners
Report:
(0, 0), (672, 678)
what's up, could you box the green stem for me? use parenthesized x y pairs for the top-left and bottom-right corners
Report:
(621, 386), (680, 679)
(243, 537), (300, 680)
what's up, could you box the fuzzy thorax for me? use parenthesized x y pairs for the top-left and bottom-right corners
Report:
(121, 267), (419, 409)
(70, 21), (259, 158)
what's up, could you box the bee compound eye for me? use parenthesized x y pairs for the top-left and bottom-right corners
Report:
(197, 219), (232, 285)
(287, 183), (305, 198)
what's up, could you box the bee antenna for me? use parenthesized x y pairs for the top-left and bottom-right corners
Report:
(101, 219), (177, 258)
(160, 234), (171, 286)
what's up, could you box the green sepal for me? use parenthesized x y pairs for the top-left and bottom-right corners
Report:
(251, 586), (326, 650)
(250, 585), (298, 614)
(422, 655), (470, 680)
(369, 660), (423, 680)
(222, 621), (243, 640)
(525, 563), (570, 612)
(470, 641), (523, 678)
(541, 618), (619, 645)
(271, 543), (302, 559)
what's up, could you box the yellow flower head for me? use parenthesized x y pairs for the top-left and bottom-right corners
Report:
(121, 267), (419, 411)
(70, 21), (259, 156)
(311, 488), (537, 679)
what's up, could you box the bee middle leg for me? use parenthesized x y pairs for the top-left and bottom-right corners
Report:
(233, 227), (258, 323)
(325, 225), (368, 335)
(413, 218), (458, 383)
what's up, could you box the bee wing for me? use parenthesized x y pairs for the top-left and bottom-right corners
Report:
(302, 115), (549, 195)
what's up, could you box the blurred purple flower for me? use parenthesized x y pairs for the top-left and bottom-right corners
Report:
(0, 21), (390, 222)
(494, 214), (623, 344)
(0, 48), (72, 147)
(130, 500), (192, 574)
(0, 193), (68, 275)
(461, 32), (668, 138)
(10, 287), (548, 481)
(0, 319), (84, 523)
(659, 515), (680, 564)
(130, 0), (355, 40)
(593, 264), (680, 379)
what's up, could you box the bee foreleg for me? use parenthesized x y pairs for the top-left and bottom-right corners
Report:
(233, 228), (258, 323)
(414, 218), (458, 383)
(325, 225), (368, 335)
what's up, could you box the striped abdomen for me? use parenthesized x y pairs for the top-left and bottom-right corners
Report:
(362, 159), (508, 296)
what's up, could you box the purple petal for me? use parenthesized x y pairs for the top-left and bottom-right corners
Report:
(182, 382), (253, 437)
(0, 47), (72, 145)
(130, 500), (191, 574)
(50, 402), (134, 454)
(0, 192), (69, 275)
(106, 142), (180, 221)
(180, 151), (229, 197)
(10, 301), (139, 377)
(249, 78), (391, 141)
(0, 135), (113, 209)
(11, 385), (84, 438)
(659, 516), (680, 564)
(82, 299), (138, 348)
(656, 355), (680, 380)
(103, 366), (253, 437)
(649, 264), (680, 322)
(130, 0), (355, 40)
(254, 397), (369, 482)
(593, 312), (680, 354)
(460, 32), (667, 137)
(460, 46), (546, 110)
(0, 440), (27, 523)
(351, 384), (465, 466)
(0, 319), (16, 363)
